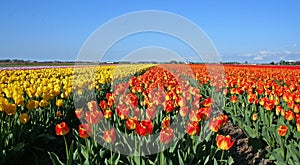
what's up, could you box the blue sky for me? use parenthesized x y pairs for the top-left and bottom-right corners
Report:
(0, 1), (300, 63)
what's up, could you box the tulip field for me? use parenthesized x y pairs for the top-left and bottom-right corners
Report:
(0, 64), (300, 165)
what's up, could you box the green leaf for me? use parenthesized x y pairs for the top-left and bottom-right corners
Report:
(244, 126), (257, 138)
(204, 156), (210, 165)
(169, 141), (178, 153)
(48, 152), (65, 165)
(177, 150), (184, 165)
(147, 159), (156, 165)
(213, 158), (218, 165)
(113, 153), (121, 165)
(270, 148), (285, 162)
(67, 141), (74, 165)
(288, 144), (300, 163)
(228, 156), (234, 165)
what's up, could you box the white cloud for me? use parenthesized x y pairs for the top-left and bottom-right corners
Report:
(252, 49), (300, 61)
(253, 55), (264, 60)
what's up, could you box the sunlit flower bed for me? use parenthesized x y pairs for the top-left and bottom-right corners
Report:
(0, 64), (299, 164)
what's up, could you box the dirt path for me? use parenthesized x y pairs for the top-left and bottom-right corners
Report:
(220, 121), (274, 165)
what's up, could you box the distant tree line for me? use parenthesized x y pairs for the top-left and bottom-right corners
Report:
(270, 60), (300, 65)
(1, 59), (299, 65)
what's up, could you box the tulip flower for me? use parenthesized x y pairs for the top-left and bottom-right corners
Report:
(55, 122), (69, 136)
(278, 125), (288, 137)
(136, 119), (153, 137)
(55, 99), (64, 107)
(5, 103), (17, 116)
(203, 98), (214, 107)
(216, 134), (235, 150)
(55, 122), (70, 160)
(19, 113), (30, 124)
(87, 100), (98, 111)
(160, 127), (175, 144)
(252, 113), (257, 121)
(179, 106), (189, 117)
(209, 115), (228, 132)
(104, 109), (113, 119)
(116, 104), (130, 120)
(164, 100), (175, 113)
(230, 95), (238, 103)
(296, 114), (300, 133)
(126, 117), (138, 130)
(85, 111), (103, 124)
(75, 108), (84, 119)
(161, 117), (170, 129)
(186, 121), (200, 136)
(103, 128), (116, 143)
(284, 110), (295, 121)
(78, 124), (92, 139)
(26, 100), (39, 110)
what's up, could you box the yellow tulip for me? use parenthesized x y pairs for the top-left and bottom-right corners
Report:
(39, 99), (49, 107)
(26, 100), (39, 110)
(5, 103), (17, 115)
(19, 113), (30, 124)
(56, 99), (64, 107)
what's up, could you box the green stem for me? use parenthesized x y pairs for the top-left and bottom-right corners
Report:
(220, 150), (225, 165)
(85, 138), (90, 160)
(160, 151), (164, 165)
(110, 144), (113, 165)
(63, 136), (69, 159)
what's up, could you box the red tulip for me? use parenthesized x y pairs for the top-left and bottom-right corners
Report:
(55, 122), (69, 136)
(86, 111), (103, 124)
(126, 117), (138, 130)
(230, 95), (238, 103)
(160, 127), (175, 144)
(116, 104), (130, 120)
(186, 121), (200, 136)
(87, 100), (98, 111)
(99, 100), (108, 110)
(78, 124), (92, 139)
(179, 106), (189, 117)
(209, 115), (228, 132)
(104, 109), (113, 119)
(189, 110), (201, 122)
(164, 100), (175, 113)
(136, 119), (153, 137)
(103, 128), (116, 143)
(203, 98), (214, 107)
(216, 134), (235, 150)
(284, 110), (295, 121)
(278, 125), (288, 137)
(161, 117), (170, 129)
(75, 108), (84, 119)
